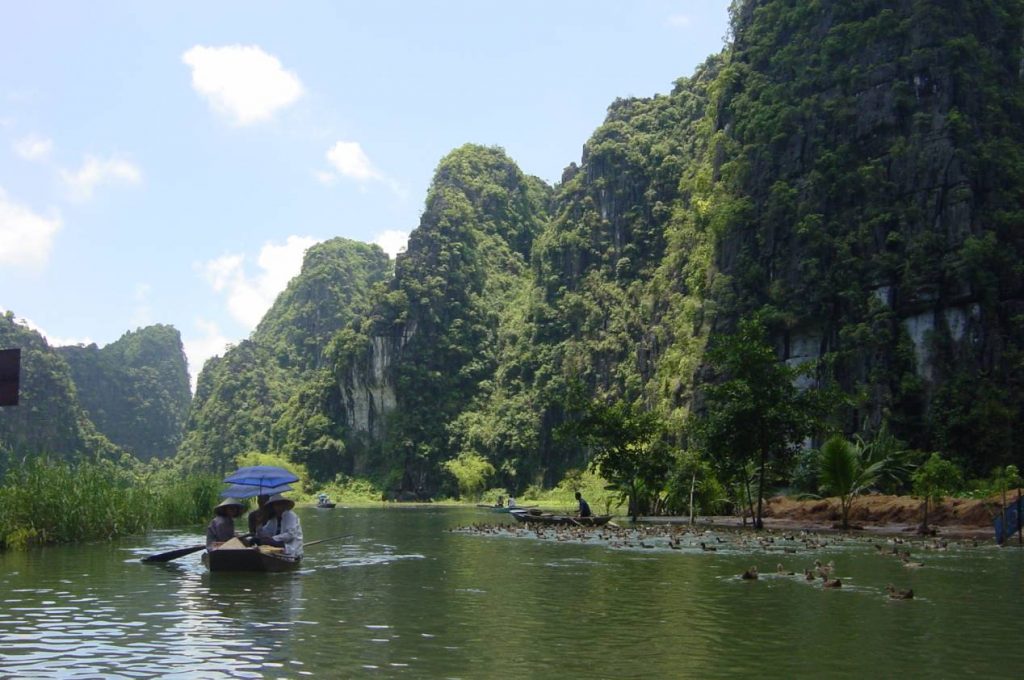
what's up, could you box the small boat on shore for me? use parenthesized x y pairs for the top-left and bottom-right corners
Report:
(510, 509), (613, 527)
(203, 539), (301, 573)
(476, 503), (539, 513)
(316, 501), (336, 509)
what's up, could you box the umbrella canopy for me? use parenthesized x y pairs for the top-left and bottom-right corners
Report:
(223, 465), (299, 491)
(220, 483), (294, 499)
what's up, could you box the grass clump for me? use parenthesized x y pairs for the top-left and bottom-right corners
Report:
(0, 458), (221, 550)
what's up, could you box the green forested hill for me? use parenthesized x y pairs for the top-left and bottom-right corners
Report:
(697, 0), (1024, 475)
(58, 325), (190, 460)
(179, 0), (1024, 496)
(176, 238), (391, 474)
(0, 313), (124, 477)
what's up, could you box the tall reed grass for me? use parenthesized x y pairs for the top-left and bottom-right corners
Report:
(0, 459), (222, 550)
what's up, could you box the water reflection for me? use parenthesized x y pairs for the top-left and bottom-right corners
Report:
(0, 508), (1022, 677)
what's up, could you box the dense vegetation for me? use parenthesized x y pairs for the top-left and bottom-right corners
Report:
(3, 1), (1021, 528)
(58, 325), (191, 460)
(176, 237), (390, 475)
(0, 313), (125, 478)
(0, 459), (221, 549)
(175, 0), (1023, 510)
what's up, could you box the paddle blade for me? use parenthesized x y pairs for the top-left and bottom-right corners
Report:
(141, 544), (206, 563)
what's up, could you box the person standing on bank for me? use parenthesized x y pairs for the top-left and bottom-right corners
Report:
(206, 498), (244, 549)
(255, 494), (304, 558)
(575, 491), (592, 518)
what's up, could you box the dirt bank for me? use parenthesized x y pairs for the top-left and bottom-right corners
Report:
(673, 494), (1017, 540)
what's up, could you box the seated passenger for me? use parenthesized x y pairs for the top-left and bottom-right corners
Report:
(206, 498), (244, 549)
(247, 494), (270, 537)
(255, 494), (304, 558)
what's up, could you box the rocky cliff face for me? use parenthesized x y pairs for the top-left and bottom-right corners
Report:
(178, 238), (390, 474)
(328, 145), (549, 492)
(700, 0), (1024, 470)
(339, 328), (412, 441)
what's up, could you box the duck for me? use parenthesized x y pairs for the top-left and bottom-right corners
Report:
(776, 563), (795, 576)
(901, 555), (924, 568)
(700, 542), (717, 552)
(804, 569), (816, 581)
(886, 584), (914, 600)
(822, 577), (842, 588)
(741, 566), (759, 580)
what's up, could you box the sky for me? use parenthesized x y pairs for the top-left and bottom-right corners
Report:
(0, 1), (731, 389)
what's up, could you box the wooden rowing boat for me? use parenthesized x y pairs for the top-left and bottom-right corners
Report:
(203, 539), (301, 573)
(510, 509), (613, 526)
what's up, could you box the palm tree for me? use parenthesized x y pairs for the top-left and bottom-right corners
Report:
(818, 435), (885, 530)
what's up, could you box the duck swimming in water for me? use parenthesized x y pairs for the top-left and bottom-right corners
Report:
(822, 577), (842, 588)
(741, 566), (759, 580)
(886, 584), (914, 600)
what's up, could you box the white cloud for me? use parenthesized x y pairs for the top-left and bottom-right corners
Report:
(182, 44), (304, 126)
(0, 187), (61, 269)
(4, 310), (92, 347)
(14, 134), (53, 162)
(325, 140), (381, 181)
(667, 14), (692, 28)
(198, 235), (319, 330)
(60, 155), (142, 201)
(374, 230), (409, 258)
(312, 169), (337, 186)
(183, 318), (233, 393)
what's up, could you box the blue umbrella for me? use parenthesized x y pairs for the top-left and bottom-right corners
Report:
(220, 483), (294, 499)
(223, 465), (299, 491)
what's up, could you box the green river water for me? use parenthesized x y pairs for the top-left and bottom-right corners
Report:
(0, 506), (1020, 679)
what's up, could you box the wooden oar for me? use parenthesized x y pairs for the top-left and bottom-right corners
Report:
(303, 534), (351, 548)
(141, 544), (206, 563)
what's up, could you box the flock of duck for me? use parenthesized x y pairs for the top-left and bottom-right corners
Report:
(453, 520), (984, 601)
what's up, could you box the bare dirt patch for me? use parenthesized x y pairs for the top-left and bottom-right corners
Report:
(679, 494), (1017, 539)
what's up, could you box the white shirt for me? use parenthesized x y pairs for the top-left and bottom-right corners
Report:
(259, 509), (304, 557)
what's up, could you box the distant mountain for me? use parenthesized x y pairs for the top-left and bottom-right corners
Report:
(0, 313), (123, 477)
(176, 237), (391, 474)
(57, 325), (191, 460)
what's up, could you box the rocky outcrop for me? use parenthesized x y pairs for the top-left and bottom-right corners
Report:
(697, 0), (1024, 468)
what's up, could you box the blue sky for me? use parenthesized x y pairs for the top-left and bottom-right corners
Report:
(0, 1), (731, 388)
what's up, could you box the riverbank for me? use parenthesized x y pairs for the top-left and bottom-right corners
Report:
(644, 493), (1009, 540)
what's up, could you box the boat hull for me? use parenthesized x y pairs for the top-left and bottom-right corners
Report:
(203, 546), (301, 573)
(510, 510), (612, 526)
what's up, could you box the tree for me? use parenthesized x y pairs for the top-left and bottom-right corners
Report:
(818, 435), (885, 530)
(692, 315), (825, 529)
(911, 453), (963, 533)
(559, 393), (668, 521)
(443, 453), (495, 501)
